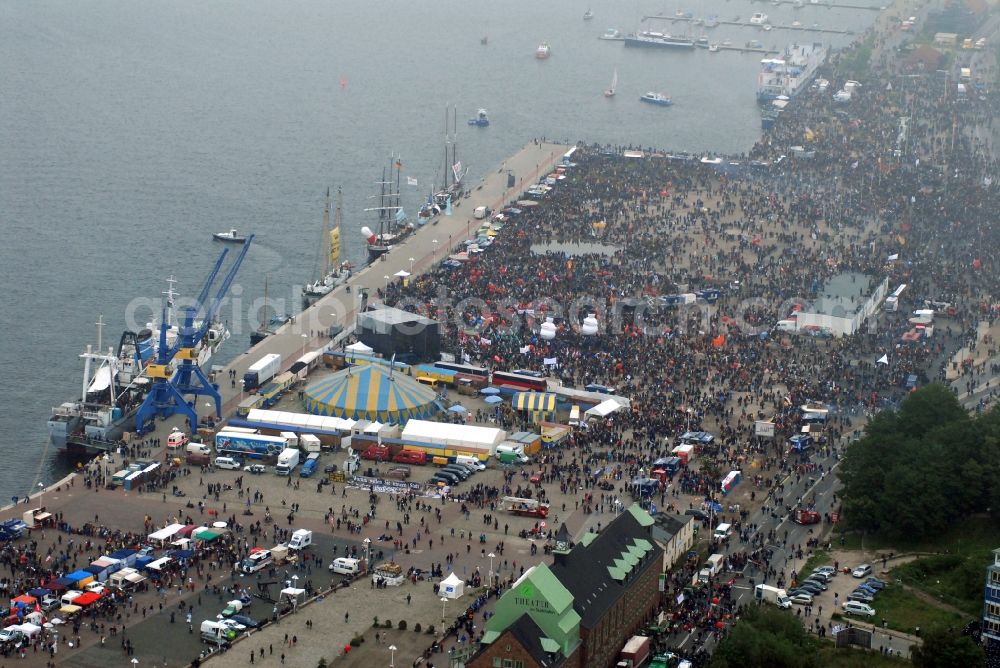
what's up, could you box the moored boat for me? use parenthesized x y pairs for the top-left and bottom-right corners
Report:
(604, 68), (618, 97)
(624, 31), (695, 49)
(302, 188), (351, 306)
(599, 28), (624, 41)
(536, 42), (551, 59)
(468, 109), (490, 127)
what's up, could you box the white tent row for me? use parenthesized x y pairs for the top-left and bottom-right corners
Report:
(584, 399), (626, 419)
(401, 420), (506, 452)
(148, 523), (186, 544)
(246, 409), (356, 433)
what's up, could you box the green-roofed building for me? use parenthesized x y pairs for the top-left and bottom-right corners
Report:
(469, 504), (663, 668)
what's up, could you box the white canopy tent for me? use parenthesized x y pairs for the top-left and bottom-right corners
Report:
(401, 420), (506, 453)
(345, 341), (374, 355)
(439, 572), (465, 599)
(584, 399), (626, 419)
(147, 523), (186, 545)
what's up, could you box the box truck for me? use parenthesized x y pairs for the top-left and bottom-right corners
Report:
(299, 453), (320, 478)
(755, 584), (792, 609)
(275, 448), (300, 475)
(243, 353), (282, 391)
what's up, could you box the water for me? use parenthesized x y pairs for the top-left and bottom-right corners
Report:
(0, 0), (881, 496)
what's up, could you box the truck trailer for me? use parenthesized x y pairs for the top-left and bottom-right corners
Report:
(243, 353), (282, 391)
(275, 448), (301, 475)
(215, 431), (291, 459)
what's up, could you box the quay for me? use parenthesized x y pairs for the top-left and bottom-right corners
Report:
(209, 141), (571, 424)
(641, 14), (859, 35)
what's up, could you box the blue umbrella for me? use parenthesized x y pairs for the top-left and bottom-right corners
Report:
(448, 404), (467, 414)
(484, 395), (503, 405)
(480, 387), (500, 395)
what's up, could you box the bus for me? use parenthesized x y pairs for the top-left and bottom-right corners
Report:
(415, 376), (440, 390)
(434, 361), (489, 382)
(492, 370), (548, 392)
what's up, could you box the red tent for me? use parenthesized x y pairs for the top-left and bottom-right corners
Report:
(73, 592), (101, 607)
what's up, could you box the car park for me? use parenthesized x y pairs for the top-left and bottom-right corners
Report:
(852, 564), (872, 578)
(790, 592), (814, 605)
(244, 464), (266, 475)
(843, 601), (876, 617)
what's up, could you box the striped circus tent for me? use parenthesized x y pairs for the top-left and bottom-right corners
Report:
(303, 365), (438, 423)
(513, 392), (556, 413)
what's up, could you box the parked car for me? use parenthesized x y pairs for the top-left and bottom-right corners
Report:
(790, 592), (814, 605)
(808, 571), (833, 583)
(852, 564), (872, 578)
(855, 583), (880, 595)
(40, 596), (60, 612)
(795, 581), (824, 595)
(324, 464), (337, 474)
(801, 577), (828, 590)
(864, 577), (887, 590)
(244, 464), (266, 475)
(848, 591), (875, 604)
(843, 601), (876, 617)
(684, 509), (710, 521)
(812, 566), (837, 578)
(219, 618), (246, 632)
(385, 466), (411, 480)
(229, 614), (260, 629)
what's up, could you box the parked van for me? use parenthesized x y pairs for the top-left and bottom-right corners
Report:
(166, 429), (189, 450)
(186, 442), (211, 455)
(568, 405), (581, 426)
(299, 453), (320, 478)
(455, 455), (486, 471)
(495, 444), (529, 464)
(200, 620), (237, 646)
(775, 319), (797, 332)
(61, 590), (83, 607)
(330, 557), (362, 575)
(713, 523), (732, 541)
(214, 456), (242, 470)
(393, 450), (426, 466)
(288, 529), (313, 551)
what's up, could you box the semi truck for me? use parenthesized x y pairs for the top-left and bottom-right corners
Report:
(276, 448), (301, 475)
(215, 430), (292, 459)
(617, 635), (651, 668)
(243, 353), (282, 391)
(755, 584), (792, 609)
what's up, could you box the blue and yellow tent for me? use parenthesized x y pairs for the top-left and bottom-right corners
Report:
(303, 365), (438, 423)
(513, 393), (557, 422)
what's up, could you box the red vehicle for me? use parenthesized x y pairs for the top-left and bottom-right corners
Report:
(361, 445), (390, 461)
(793, 509), (821, 525)
(392, 450), (426, 465)
(491, 370), (548, 392)
(502, 496), (549, 518)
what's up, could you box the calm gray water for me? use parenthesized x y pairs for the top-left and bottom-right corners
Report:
(0, 0), (880, 495)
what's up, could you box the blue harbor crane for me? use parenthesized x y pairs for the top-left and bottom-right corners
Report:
(135, 236), (255, 435)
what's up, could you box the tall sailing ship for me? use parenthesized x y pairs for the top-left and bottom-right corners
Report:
(302, 187), (350, 306)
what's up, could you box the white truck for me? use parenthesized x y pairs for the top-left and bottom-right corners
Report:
(243, 353), (282, 391)
(755, 584), (792, 609)
(275, 448), (300, 476)
(697, 553), (725, 583)
(200, 620), (237, 646)
(299, 434), (322, 453)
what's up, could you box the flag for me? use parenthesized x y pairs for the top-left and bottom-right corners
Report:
(407, 176), (418, 187)
(543, 357), (558, 366)
(519, 345), (531, 354)
(851, 161), (859, 169)
(452, 161), (463, 183)
(395, 208), (406, 223)
(479, 337), (492, 346)
(887, 253), (898, 261)
(876, 354), (889, 365)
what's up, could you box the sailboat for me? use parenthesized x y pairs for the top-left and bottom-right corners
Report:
(604, 68), (618, 97)
(361, 155), (412, 263)
(302, 188), (350, 306)
(249, 275), (292, 345)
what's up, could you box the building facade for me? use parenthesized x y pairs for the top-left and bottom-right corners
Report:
(982, 548), (1000, 647)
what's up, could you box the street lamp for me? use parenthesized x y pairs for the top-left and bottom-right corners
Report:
(37, 482), (44, 509)
(487, 552), (496, 588)
(363, 537), (372, 570)
(301, 333), (309, 357)
(440, 596), (448, 635)
(389, 644), (398, 668)
(408, 257), (415, 272)
(383, 275), (390, 293)
(432, 239), (438, 258)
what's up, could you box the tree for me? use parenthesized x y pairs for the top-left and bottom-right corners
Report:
(910, 627), (985, 668)
(711, 606), (819, 668)
(895, 383), (966, 439)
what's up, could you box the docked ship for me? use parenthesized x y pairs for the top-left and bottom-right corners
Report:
(757, 43), (828, 103)
(624, 31), (695, 49)
(420, 107), (468, 224)
(362, 155), (413, 263)
(302, 188), (350, 306)
(48, 286), (229, 451)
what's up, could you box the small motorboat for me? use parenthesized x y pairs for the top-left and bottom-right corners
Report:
(708, 44), (720, 52)
(213, 228), (248, 243)
(640, 92), (673, 106)
(583, 9), (593, 20)
(536, 42), (551, 59)
(468, 109), (490, 127)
